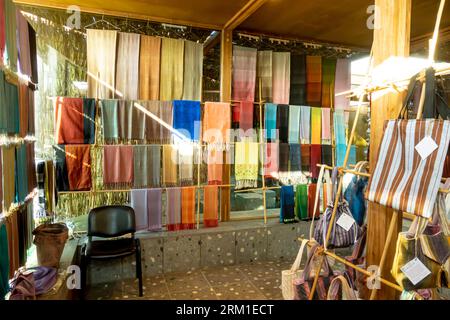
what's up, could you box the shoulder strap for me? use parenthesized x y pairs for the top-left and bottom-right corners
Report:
(309, 165), (326, 239)
(290, 239), (309, 273)
(327, 275), (358, 300)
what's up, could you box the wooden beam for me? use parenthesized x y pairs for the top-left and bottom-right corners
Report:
(203, 31), (221, 55)
(223, 0), (267, 30)
(366, 0), (412, 300)
(411, 26), (450, 52)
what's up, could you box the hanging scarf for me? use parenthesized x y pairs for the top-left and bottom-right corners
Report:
(183, 41), (203, 101)
(308, 183), (320, 218)
(203, 186), (219, 228)
(235, 140), (259, 189)
(139, 35), (161, 100)
(86, 29), (117, 99)
(130, 189), (149, 231)
(15, 144), (28, 202)
(321, 58), (337, 108)
(321, 108), (331, 144)
(143, 100), (160, 143)
(173, 100), (201, 142)
(257, 51), (273, 102)
(277, 104), (289, 143)
(301, 144), (311, 172)
(348, 145), (357, 166)
(321, 145), (333, 166)
(290, 54), (307, 105)
(288, 105), (301, 143)
(295, 184), (308, 220)
(163, 145), (178, 187)
(160, 38), (184, 101)
(55, 145), (69, 192)
(133, 146), (158, 188)
(334, 110), (347, 167)
(4, 0), (17, 72)
(147, 188), (162, 231)
(306, 56), (322, 107)
(310, 145), (322, 179)
(278, 143), (290, 185)
(178, 143), (194, 186)
(264, 103), (277, 141)
(311, 107), (322, 145)
(299, 106), (311, 144)
(0, 0), (5, 62)
(160, 101), (174, 144)
(238, 101), (254, 134)
(100, 99), (119, 143)
(5, 212), (19, 277)
(232, 45), (257, 102)
(117, 100), (130, 142)
(207, 148), (223, 185)
(0, 224), (9, 299)
(335, 59), (351, 110)
(166, 188), (182, 231)
(264, 142), (279, 179)
(203, 102), (231, 151)
(0, 71), (7, 133)
(181, 187), (196, 230)
(0, 148), (2, 210)
(289, 143), (303, 184)
(129, 100), (146, 142)
(280, 186), (295, 224)
(18, 83), (28, 138)
(65, 145), (92, 191)
(16, 10), (31, 78)
(272, 52), (291, 104)
(28, 24), (38, 85)
(103, 146), (134, 187)
(149, 145), (161, 187)
(1, 146), (15, 211)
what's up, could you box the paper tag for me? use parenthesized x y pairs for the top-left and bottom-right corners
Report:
(415, 136), (438, 160)
(400, 258), (431, 286)
(336, 213), (355, 232)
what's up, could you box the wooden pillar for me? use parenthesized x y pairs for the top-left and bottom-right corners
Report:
(366, 0), (411, 300)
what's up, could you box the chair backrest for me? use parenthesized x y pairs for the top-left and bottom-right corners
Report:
(88, 205), (136, 238)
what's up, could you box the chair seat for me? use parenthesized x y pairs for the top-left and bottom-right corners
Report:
(86, 238), (136, 259)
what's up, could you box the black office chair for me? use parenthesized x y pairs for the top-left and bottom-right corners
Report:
(81, 205), (143, 298)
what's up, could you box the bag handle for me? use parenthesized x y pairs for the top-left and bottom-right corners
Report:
(289, 239), (309, 273)
(327, 275), (358, 300)
(302, 243), (334, 280)
(309, 165), (327, 240)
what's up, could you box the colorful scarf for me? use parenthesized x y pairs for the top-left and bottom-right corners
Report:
(148, 188), (162, 231)
(348, 145), (357, 166)
(310, 145), (322, 179)
(277, 104), (289, 143)
(295, 184), (308, 220)
(4, 0), (17, 72)
(16, 10), (31, 79)
(0, 224), (9, 299)
(181, 187), (196, 230)
(183, 41), (203, 101)
(235, 140), (259, 189)
(203, 186), (219, 228)
(272, 52), (291, 104)
(65, 145), (92, 191)
(280, 186), (295, 223)
(129, 101), (146, 141)
(321, 108), (332, 144)
(100, 99), (119, 143)
(4, 80), (19, 134)
(142, 100), (160, 143)
(15, 144), (28, 202)
(133, 146), (155, 188)
(55, 145), (69, 192)
(0, 71), (7, 133)
(311, 107), (322, 145)
(306, 56), (322, 107)
(264, 142), (279, 179)
(288, 105), (301, 143)
(139, 35), (161, 100)
(163, 145), (178, 187)
(264, 103), (277, 141)
(18, 83), (29, 138)
(232, 45), (257, 102)
(0, 0), (5, 62)
(203, 102), (231, 150)
(117, 100), (130, 141)
(278, 143), (290, 185)
(308, 183), (320, 218)
(178, 143), (194, 186)
(335, 59), (351, 110)
(299, 106), (311, 144)
(55, 97), (96, 144)
(5, 211), (19, 277)
(166, 188), (182, 231)
(321, 58), (337, 108)
(321, 145), (333, 166)
(160, 38), (184, 101)
(289, 143), (303, 184)
(160, 101), (174, 144)
(334, 110), (347, 167)
(86, 29), (117, 99)
(238, 101), (254, 134)
(173, 100), (201, 142)
(301, 144), (311, 172)
(207, 148), (223, 185)
(257, 51), (273, 102)
(130, 189), (149, 231)
(103, 146), (134, 187)
(1, 146), (15, 211)
(290, 54), (307, 105)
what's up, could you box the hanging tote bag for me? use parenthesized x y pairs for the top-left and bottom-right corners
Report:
(344, 161), (369, 226)
(281, 239), (309, 300)
(345, 225), (367, 288)
(326, 275), (358, 300)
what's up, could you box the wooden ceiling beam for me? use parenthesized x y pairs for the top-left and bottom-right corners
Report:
(203, 31), (221, 55)
(223, 0), (267, 31)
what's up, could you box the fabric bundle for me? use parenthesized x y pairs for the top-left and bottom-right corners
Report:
(130, 189), (149, 231)
(54, 145), (91, 191)
(203, 102), (231, 150)
(55, 97), (96, 144)
(321, 58), (337, 108)
(100, 99), (119, 143)
(178, 143), (194, 185)
(321, 145), (333, 166)
(321, 108), (332, 144)
(278, 143), (290, 185)
(183, 41), (203, 101)
(139, 35), (161, 100)
(335, 59), (351, 110)
(301, 144), (311, 172)
(103, 146), (134, 187)
(334, 110), (347, 167)
(308, 183), (320, 218)
(306, 56), (322, 107)
(280, 186), (295, 223)
(147, 188), (162, 231)
(272, 52), (291, 104)
(289, 143), (303, 184)
(290, 54), (307, 105)
(133, 146), (161, 188)
(166, 188), (182, 231)
(299, 106), (311, 144)
(295, 184), (308, 220)
(162, 145), (178, 187)
(207, 149), (223, 185)
(264, 103), (277, 141)
(232, 45), (257, 102)
(288, 105), (301, 143)
(16, 10), (31, 79)
(4, 0), (17, 71)
(160, 38), (184, 101)
(235, 140), (259, 189)
(264, 142), (279, 179)
(277, 104), (290, 143)
(181, 187), (196, 230)
(237, 101), (254, 134)
(310, 145), (322, 179)
(203, 186), (219, 228)
(173, 100), (201, 142)
(257, 51), (273, 102)
(311, 107), (322, 145)
(1, 146), (15, 212)
(86, 29), (117, 99)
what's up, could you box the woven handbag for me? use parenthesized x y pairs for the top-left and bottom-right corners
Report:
(281, 239), (308, 300)
(327, 275), (358, 300)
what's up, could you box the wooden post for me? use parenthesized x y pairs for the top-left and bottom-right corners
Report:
(366, 0), (411, 300)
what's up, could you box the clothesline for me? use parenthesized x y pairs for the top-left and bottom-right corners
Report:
(0, 135), (37, 147)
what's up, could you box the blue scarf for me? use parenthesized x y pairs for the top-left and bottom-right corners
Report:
(334, 110), (346, 167)
(173, 100), (201, 141)
(265, 103), (277, 141)
(280, 185), (295, 223)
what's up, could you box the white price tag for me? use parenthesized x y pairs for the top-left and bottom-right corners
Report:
(415, 136), (438, 160)
(336, 213), (355, 232)
(400, 258), (431, 286)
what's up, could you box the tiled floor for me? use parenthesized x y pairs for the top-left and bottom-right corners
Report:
(86, 260), (291, 300)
